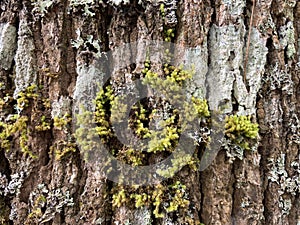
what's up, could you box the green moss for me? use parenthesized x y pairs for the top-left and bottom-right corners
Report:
(130, 193), (149, 208)
(112, 181), (190, 219)
(35, 115), (51, 131)
(117, 148), (144, 166)
(94, 85), (114, 140)
(225, 115), (259, 150)
(50, 141), (77, 160)
(159, 3), (165, 17)
(112, 188), (127, 208)
(16, 84), (38, 111)
(130, 104), (150, 138)
(146, 114), (180, 153)
(53, 113), (72, 130)
(0, 115), (37, 158)
(192, 97), (210, 118)
(156, 145), (200, 178)
(75, 43), (259, 223)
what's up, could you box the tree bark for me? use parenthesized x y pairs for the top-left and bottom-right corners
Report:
(0, 0), (299, 225)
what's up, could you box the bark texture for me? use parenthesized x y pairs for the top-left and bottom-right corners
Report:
(0, 0), (299, 225)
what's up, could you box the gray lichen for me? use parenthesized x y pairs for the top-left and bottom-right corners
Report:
(206, 25), (267, 115)
(206, 24), (244, 113)
(0, 172), (25, 197)
(161, 0), (177, 27)
(279, 21), (296, 59)
(223, 138), (245, 163)
(71, 28), (102, 58)
(0, 23), (17, 70)
(268, 154), (300, 215)
(73, 60), (105, 113)
(0, 173), (8, 195)
(180, 45), (208, 99)
(108, 0), (129, 6)
(28, 184), (74, 223)
(69, 0), (102, 17)
(13, 19), (37, 99)
(132, 207), (152, 225)
(51, 96), (72, 119)
(234, 28), (268, 115)
(263, 64), (294, 95)
(31, 0), (56, 17)
(221, 0), (246, 17)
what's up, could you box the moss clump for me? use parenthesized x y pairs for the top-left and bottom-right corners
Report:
(50, 140), (77, 160)
(117, 147), (144, 166)
(35, 115), (51, 131)
(159, 3), (165, 17)
(130, 104), (151, 138)
(53, 113), (72, 130)
(164, 28), (175, 42)
(112, 181), (190, 219)
(146, 114), (180, 153)
(94, 85), (114, 140)
(16, 84), (38, 111)
(0, 115), (36, 158)
(225, 115), (259, 149)
(112, 188), (127, 208)
(192, 97), (210, 118)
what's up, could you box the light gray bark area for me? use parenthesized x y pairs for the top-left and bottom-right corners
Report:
(13, 18), (37, 98)
(206, 24), (267, 115)
(234, 28), (268, 115)
(73, 60), (105, 112)
(206, 24), (245, 113)
(181, 45), (208, 99)
(0, 23), (16, 70)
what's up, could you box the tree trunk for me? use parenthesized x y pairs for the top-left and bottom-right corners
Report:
(0, 0), (299, 225)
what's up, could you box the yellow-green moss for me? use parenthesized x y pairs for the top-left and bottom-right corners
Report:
(112, 181), (190, 219)
(224, 115), (259, 149)
(112, 188), (127, 208)
(35, 115), (51, 131)
(53, 113), (72, 130)
(94, 85), (114, 140)
(17, 84), (38, 110)
(50, 141), (77, 160)
(0, 115), (36, 158)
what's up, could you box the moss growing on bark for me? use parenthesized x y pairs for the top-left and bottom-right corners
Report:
(224, 115), (259, 150)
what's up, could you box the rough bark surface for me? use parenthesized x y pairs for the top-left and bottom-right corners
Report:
(0, 0), (299, 225)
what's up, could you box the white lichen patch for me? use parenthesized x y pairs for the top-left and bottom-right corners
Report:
(206, 24), (245, 113)
(263, 64), (294, 95)
(28, 184), (74, 223)
(132, 207), (152, 225)
(206, 24), (267, 115)
(73, 60), (106, 112)
(0, 23), (17, 70)
(279, 21), (296, 59)
(51, 96), (72, 118)
(71, 28), (102, 58)
(0, 172), (25, 196)
(13, 19), (37, 99)
(69, 0), (102, 16)
(234, 28), (268, 115)
(179, 45), (208, 99)
(31, 0), (56, 17)
(108, 0), (129, 6)
(223, 138), (244, 163)
(221, 0), (246, 17)
(268, 154), (300, 215)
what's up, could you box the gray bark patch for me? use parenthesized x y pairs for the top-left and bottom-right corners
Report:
(0, 23), (17, 70)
